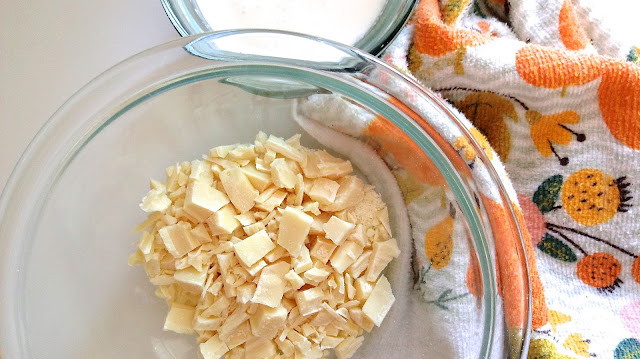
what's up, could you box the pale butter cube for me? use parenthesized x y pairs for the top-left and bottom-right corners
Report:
(234, 230), (275, 267)
(354, 278), (374, 301)
(310, 236), (337, 264)
(302, 150), (352, 179)
(159, 223), (200, 258)
(139, 188), (172, 213)
(252, 262), (289, 308)
(190, 160), (214, 185)
(237, 283), (257, 304)
(347, 250), (371, 279)
(334, 335), (364, 359)
(323, 216), (355, 245)
(220, 167), (259, 213)
(321, 336), (344, 349)
(303, 267), (331, 285)
(209, 145), (236, 158)
(224, 320), (252, 349)
(330, 241), (364, 274)
(245, 337), (277, 359)
(255, 189), (287, 212)
(206, 204), (240, 235)
(184, 181), (230, 222)
(366, 238), (400, 282)
(277, 207), (313, 257)
(174, 266), (207, 293)
(199, 334), (229, 359)
(362, 275), (395, 326)
(249, 305), (288, 338)
(265, 135), (305, 163)
(241, 164), (272, 192)
(348, 308), (375, 332)
(270, 158), (297, 189)
(284, 270), (305, 290)
(308, 178), (340, 205)
(294, 287), (323, 316)
(320, 176), (364, 212)
(292, 246), (313, 274)
(164, 303), (195, 334)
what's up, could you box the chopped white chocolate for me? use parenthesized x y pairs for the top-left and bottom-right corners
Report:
(295, 287), (324, 316)
(250, 305), (288, 338)
(366, 238), (401, 282)
(323, 216), (356, 245)
(234, 230), (275, 267)
(270, 158), (297, 189)
(309, 236), (337, 264)
(220, 167), (259, 213)
(330, 241), (364, 274)
(362, 275), (395, 327)
(252, 262), (289, 308)
(206, 204), (241, 235)
(184, 181), (230, 223)
(277, 207), (313, 257)
(174, 266), (207, 293)
(334, 335), (364, 359)
(139, 188), (172, 213)
(158, 223), (200, 258)
(132, 133), (398, 359)
(164, 303), (195, 334)
(307, 178), (340, 205)
(284, 270), (305, 290)
(199, 334), (229, 359)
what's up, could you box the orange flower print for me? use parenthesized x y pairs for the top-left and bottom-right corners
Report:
(559, 0), (589, 51)
(526, 110), (585, 166)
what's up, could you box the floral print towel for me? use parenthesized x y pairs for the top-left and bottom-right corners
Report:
(381, 0), (640, 357)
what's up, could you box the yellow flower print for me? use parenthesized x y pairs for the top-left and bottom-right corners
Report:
(526, 110), (585, 166)
(454, 127), (495, 162)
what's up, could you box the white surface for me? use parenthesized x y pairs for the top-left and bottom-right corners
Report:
(198, 0), (386, 48)
(0, 0), (179, 194)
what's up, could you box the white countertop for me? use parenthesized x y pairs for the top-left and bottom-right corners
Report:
(0, 0), (179, 193)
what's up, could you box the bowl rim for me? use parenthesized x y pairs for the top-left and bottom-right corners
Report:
(0, 29), (531, 358)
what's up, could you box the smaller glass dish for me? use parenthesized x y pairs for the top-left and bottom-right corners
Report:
(161, 0), (417, 55)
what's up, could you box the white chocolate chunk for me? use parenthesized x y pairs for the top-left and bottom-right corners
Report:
(303, 267), (331, 285)
(334, 335), (364, 359)
(158, 223), (200, 258)
(243, 221), (266, 236)
(219, 305), (250, 340)
(277, 207), (313, 257)
(250, 305), (288, 338)
(139, 188), (172, 212)
(190, 160), (214, 185)
(287, 330), (311, 355)
(174, 266), (207, 293)
(264, 246), (288, 263)
(362, 275), (395, 327)
(366, 238), (400, 282)
(184, 181), (230, 222)
(292, 246), (313, 274)
(209, 145), (236, 158)
(347, 249), (371, 279)
(228, 144), (257, 161)
(224, 320), (252, 349)
(321, 336), (345, 349)
(354, 278), (374, 301)
(309, 236), (337, 264)
(270, 158), (297, 189)
(348, 308), (374, 332)
(284, 270), (305, 290)
(164, 303), (195, 334)
(265, 135), (305, 163)
(206, 204), (240, 235)
(255, 189), (287, 212)
(320, 176), (364, 212)
(294, 287), (323, 316)
(234, 230), (275, 267)
(302, 150), (352, 179)
(330, 241), (364, 274)
(241, 164), (272, 192)
(237, 282), (257, 304)
(199, 334), (229, 359)
(252, 262), (289, 308)
(220, 167), (259, 213)
(235, 212), (256, 226)
(246, 259), (268, 276)
(277, 338), (295, 357)
(323, 216), (355, 245)
(244, 336), (277, 359)
(308, 178), (340, 205)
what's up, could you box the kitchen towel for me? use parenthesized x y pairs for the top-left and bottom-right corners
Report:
(388, 0), (640, 357)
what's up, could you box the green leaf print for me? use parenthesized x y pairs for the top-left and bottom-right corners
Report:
(537, 233), (578, 262)
(614, 338), (640, 359)
(532, 174), (563, 213)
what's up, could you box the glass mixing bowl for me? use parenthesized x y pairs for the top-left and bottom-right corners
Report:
(161, 0), (417, 55)
(0, 31), (531, 358)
